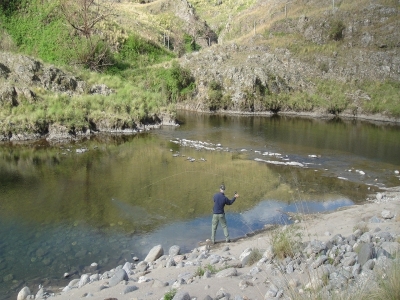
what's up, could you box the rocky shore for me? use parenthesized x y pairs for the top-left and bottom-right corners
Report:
(16, 187), (400, 300)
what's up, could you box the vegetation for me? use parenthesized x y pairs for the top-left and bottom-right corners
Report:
(270, 225), (303, 259)
(195, 263), (219, 276)
(163, 288), (177, 300)
(246, 248), (263, 266)
(0, 0), (399, 135)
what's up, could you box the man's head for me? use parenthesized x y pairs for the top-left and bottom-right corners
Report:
(220, 184), (225, 192)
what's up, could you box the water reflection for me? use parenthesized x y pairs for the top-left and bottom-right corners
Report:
(1, 113), (399, 299)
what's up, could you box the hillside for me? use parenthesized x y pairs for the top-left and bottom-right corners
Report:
(0, 0), (399, 141)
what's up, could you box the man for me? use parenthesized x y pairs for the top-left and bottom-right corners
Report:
(211, 184), (239, 244)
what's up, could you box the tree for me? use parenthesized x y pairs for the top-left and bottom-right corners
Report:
(60, 0), (116, 71)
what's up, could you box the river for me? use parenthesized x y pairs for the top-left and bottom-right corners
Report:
(0, 112), (400, 299)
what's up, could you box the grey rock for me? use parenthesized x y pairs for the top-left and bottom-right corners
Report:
(67, 278), (80, 288)
(152, 279), (168, 288)
(216, 288), (229, 299)
(108, 269), (128, 287)
(369, 216), (383, 223)
(203, 270), (211, 279)
(17, 286), (31, 300)
(375, 232), (393, 242)
(239, 248), (253, 265)
(169, 245), (181, 256)
(362, 259), (375, 271)
(35, 287), (44, 299)
(78, 274), (90, 288)
(312, 255), (327, 269)
(342, 256), (356, 267)
(172, 290), (190, 300)
(144, 245), (164, 262)
(352, 263), (361, 276)
(123, 285), (138, 294)
(359, 232), (372, 243)
(89, 273), (100, 282)
(381, 210), (394, 219)
(358, 243), (375, 266)
(123, 262), (133, 275)
(310, 240), (327, 253)
(216, 267), (238, 278)
(381, 242), (399, 256)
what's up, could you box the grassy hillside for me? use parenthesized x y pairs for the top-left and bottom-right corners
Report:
(0, 0), (399, 138)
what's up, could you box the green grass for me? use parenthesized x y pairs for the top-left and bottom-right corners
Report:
(163, 288), (177, 300)
(270, 225), (303, 259)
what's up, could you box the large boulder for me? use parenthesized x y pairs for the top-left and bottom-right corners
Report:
(144, 244), (164, 262)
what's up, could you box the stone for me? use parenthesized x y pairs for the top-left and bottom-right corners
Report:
(122, 262), (132, 275)
(381, 210), (394, 219)
(123, 285), (138, 294)
(369, 216), (383, 223)
(108, 269), (128, 287)
(239, 248), (253, 265)
(359, 232), (372, 243)
(362, 259), (375, 271)
(172, 290), (190, 300)
(381, 242), (400, 256)
(215, 267), (238, 278)
(152, 279), (168, 288)
(312, 255), (327, 269)
(17, 286), (31, 300)
(169, 245), (181, 256)
(358, 243), (375, 266)
(144, 245), (164, 262)
(90, 273), (100, 282)
(78, 274), (90, 288)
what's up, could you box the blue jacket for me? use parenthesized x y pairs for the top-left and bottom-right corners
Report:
(213, 192), (236, 214)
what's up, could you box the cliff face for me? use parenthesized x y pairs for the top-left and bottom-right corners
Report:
(177, 1), (400, 119)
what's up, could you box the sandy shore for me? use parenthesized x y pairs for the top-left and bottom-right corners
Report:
(19, 187), (400, 300)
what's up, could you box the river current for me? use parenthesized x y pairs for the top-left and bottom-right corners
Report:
(0, 112), (400, 298)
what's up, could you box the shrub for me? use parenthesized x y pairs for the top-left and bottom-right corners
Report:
(270, 225), (302, 259)
(329, 20), (345, 41)
(207, 80), (223, 110)
(163, 288), (177, 300)
(246, 248), (263, 266)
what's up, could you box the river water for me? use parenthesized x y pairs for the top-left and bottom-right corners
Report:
(1, 112), (400, 298)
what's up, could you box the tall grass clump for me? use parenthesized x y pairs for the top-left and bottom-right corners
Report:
(368, 258), (400, 300)
(270, 225), (303, 259)
(111, 34), (175, 72)
(360, 80), (400, 117)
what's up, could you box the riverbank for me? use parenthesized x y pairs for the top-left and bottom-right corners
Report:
(16, 187), (400, 300)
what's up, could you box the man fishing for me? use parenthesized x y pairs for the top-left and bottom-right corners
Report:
(211, 184), (239, 244)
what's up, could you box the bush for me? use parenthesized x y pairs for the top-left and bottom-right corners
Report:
(329, 20), (345, 41)
(270, 225), (302, 259)
(246, 248), (263, 266)
(164, 289), (177, 300)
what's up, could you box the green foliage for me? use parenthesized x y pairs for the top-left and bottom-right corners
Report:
(195, 263), (219, 276)
(155, 61), (195, 103)
(163, 289), (177, 300)
(114, 34), (175, 70)
(184, 33), (201, 53)
(329, 20), (346, 41)
(315, 81), (349, 115)
(207, 80), (223, 110)
(270, 225), (303, 259)
(361, 80), (400, 117)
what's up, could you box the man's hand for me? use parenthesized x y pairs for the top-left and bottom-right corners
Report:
(235, 193), (239, 198)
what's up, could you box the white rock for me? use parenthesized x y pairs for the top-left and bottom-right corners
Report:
(17, 286), (31, 300)
(381, 210), (394, 219)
